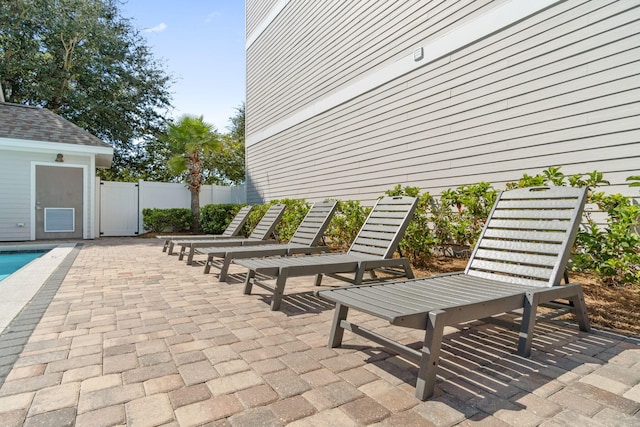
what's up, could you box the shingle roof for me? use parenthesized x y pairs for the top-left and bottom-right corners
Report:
(0, 102), (111, 149)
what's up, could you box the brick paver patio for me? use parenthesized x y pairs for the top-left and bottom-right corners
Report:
(0, 238), (638, 426)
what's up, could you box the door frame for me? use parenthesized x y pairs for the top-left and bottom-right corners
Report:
(30, 161), (90, 240)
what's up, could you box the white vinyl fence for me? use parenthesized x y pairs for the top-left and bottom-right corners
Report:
(97, 180), (246, 236)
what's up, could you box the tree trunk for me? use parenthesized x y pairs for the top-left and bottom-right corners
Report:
(188, 152), (202, 232)
(191, 188), (200, 232)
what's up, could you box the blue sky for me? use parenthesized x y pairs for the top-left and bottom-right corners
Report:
(120, 1), (246, 132)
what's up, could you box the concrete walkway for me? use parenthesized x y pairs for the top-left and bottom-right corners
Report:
(0, 238), (638, 426)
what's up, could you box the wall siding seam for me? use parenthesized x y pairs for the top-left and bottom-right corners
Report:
(247, 62), (640, 168)
(248, 0), (492, 132)
(247, 0), (564, 147)
(246, 0), (291, 49)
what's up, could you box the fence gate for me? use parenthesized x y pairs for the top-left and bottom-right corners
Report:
(100, 181), (139, 236)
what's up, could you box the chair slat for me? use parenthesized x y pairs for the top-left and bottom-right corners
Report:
(491, 209), (574, 219)
(497, 199), (580, 209)
(350, 244), (388, 256)
(474, 248), (558, 267)
(287, 201), (337, 246)
(486, 219), (571, 231)
(469, 259), (552, 281)
(221, 205), (253, 237)
(482, 229), (568, 243)
(466, 269), (551, 287)
(477, 238), (562, 255)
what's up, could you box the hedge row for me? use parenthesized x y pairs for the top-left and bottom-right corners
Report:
(142, 167), (639, 286)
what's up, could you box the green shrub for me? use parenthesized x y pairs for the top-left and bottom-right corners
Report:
(325, 199), (371, 250)
(506, 166), (639, 286)
(243, 199), (310, 242)
(384, 182), (496, 263)
(438, 182), (497, 251)
(142, 208), (193, 233)
(244, 204), (268, 237)
(379, 167), (640, 286)
(572, 192), (640, 286)
(199, 204), (246, 235)
(385, 185), (437, 266)
(273, 199), (311, 242)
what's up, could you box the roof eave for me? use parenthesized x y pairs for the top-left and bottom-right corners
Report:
(96, 152), (114, 169)
(0, 137), (113, 155)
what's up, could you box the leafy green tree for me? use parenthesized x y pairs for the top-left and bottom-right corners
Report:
(202, 103), (245, 184)
(0, 0), (173, 178)
(161, 116), (221, 231)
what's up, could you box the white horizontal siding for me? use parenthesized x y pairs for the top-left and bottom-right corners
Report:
(0, 150), (96, 241)
(246, 0), (503, 135)
(246, 0), (640, 205)
(246, 0), (280, 38)
(0, 151), (32, 241)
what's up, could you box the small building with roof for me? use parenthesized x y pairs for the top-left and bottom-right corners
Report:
(0, 102), (113, 241)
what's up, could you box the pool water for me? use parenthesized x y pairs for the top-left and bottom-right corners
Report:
(0, 251), (48, 281)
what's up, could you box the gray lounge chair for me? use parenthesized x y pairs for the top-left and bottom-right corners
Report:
(159, 205), (252, 254)
(316, 186), (591, 400)
(174, 204), (286, 265)
(235, 196), (418, 311)
(200, 200), (338, 281)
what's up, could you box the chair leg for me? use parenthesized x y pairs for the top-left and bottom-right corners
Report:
(187, 248), (195, 265)
(243, 270), (255, 295)
(518, 291), (540, 357)
(329, 303), (349, 348)
(415, 309), (446, 400)
(571, 287), (591, 332)
(162, 240), (168, 252)
(178, 245), (186, 260)
(353, 264), (366, 285)
(402, 259), (414, 279)
(271, 273), (288, 311)
(219, 256), (233, 282)
(168, 242), (175, 255)
(204, 255), (213, 274)
(314, 274), (323, 286)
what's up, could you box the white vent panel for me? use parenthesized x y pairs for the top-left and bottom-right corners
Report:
(44, 208), (75, 232)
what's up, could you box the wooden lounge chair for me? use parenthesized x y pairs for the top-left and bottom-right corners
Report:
(174, 204), (286, 265)
(159, 205), (252, 254)
(200, 200), (338, 281)
(316, 186), (591, 400)
(235, 196), (418, 311)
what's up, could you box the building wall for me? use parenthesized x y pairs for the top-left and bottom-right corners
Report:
(245, 0), (640, 205)
(0, 150), (32, 241)
(0, 149), (95, 241)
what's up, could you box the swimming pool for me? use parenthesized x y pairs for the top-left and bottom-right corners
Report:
(0, 250), (49, 281)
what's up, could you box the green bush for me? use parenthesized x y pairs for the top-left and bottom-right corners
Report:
(325, 199), (371, 250)
(573, 192), (640, 286)
(142, 208), (193, 233)
(385, 185), (437, 266)
(243, 199), (310, 242)
(384, 182), (496, 265)
(379, 167), (639, 287)
(199, 204), (247, 235)
(244, 204), (268, 237)
(273, 199), (311, 242)
(506, 166), (639, 286)
(438, 182), (497, 251)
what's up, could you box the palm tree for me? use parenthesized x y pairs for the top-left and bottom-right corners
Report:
(162, 115), (221, 232)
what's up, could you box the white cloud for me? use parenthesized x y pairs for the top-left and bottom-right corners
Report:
(143, 23), (167, 33)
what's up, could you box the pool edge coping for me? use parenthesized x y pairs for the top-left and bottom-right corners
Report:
(0, 244), (82, 388)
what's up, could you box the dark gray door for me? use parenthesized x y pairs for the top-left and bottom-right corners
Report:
(35, 165), (83, 240)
